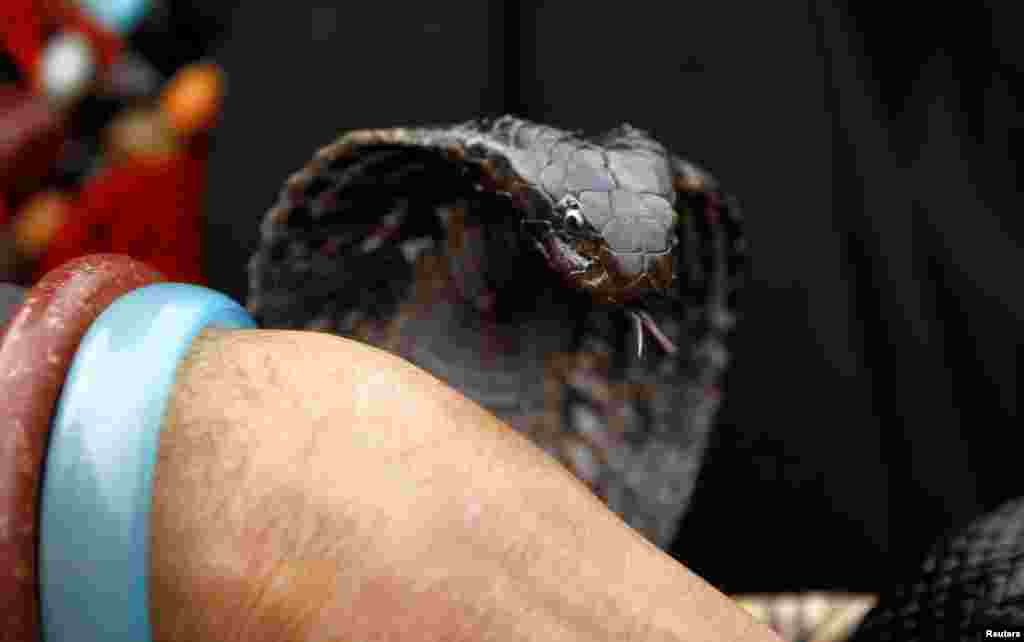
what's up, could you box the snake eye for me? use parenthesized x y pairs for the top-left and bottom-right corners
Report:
(558, 195), (584, 229)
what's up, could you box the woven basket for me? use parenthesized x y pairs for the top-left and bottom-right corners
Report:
(733, 593), (877, 641)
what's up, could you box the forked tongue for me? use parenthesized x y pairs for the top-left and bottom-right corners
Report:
(630, 308), (678, 358)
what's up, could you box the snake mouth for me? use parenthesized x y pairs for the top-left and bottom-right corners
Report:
(535, 234), (595, 277)
(526, 223), (678, 359)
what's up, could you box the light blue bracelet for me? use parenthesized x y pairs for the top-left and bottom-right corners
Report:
(78, 0), (151, 34)
(39, 283), (256, 642)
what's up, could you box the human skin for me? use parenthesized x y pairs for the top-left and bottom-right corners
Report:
(150, 328), (782, 642)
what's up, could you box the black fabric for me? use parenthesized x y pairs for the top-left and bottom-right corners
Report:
(205, 1), (1021, 593)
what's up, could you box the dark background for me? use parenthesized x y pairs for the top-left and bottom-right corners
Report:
(198, 2), (1020, 594)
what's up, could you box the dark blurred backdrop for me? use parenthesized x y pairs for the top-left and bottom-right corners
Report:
(201, 2), (1021, 593)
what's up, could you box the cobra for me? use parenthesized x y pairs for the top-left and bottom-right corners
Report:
(248, 115), (745, 548)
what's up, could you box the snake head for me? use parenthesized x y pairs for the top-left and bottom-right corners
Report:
(513, 126), (682, 310)
(522, 189), (677, 309)
(516, 134), (686, 356)
(521, 188), (681, 357)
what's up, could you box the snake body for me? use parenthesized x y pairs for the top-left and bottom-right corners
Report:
(849, 497), (1024, 640)
(247, 115), (744, 548)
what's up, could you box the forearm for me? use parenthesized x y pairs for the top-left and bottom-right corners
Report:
(150, 328), (780, 642)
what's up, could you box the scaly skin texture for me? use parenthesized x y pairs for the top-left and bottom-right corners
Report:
(850, 497), (1024, 641)
(248, 115), (744, 548)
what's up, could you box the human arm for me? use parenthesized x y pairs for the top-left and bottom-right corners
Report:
(150, 328), (782, 642)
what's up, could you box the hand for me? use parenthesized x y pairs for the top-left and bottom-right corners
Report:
(150, 328), (781, 642)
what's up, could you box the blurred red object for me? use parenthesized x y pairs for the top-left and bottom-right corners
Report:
(0, 0), (47, 77)
(0, 86), (66, 197)
(36, 138), (209, 285)
(4, 1), (211, 287)
(1, 0), (122, 82)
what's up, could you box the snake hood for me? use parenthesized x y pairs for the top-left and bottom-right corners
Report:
(248, 115), (744, 548)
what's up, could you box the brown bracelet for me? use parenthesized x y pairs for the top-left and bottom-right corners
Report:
(0, 254), (164, 642)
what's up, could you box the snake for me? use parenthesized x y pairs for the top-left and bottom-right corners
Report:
(848, 496), (1024, 641)
(247, 115), (745, 548)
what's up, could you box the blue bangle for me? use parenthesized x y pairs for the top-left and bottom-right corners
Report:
(39, 283), (256, 642)
(78, 0), (151, 34)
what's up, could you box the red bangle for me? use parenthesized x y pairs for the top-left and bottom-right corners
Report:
(0, 254), (164, 642)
